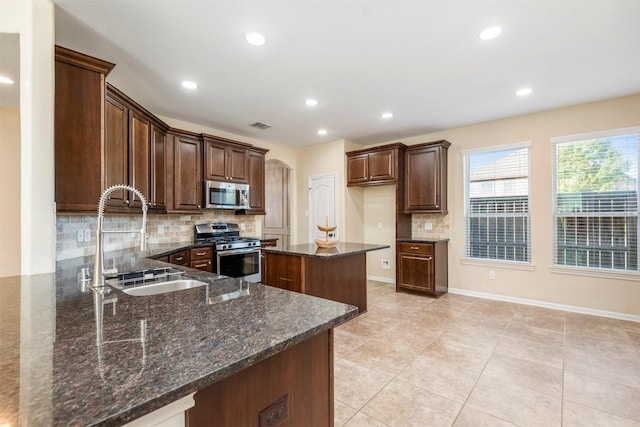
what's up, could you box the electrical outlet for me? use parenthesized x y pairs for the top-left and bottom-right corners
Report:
(240, 222), (246, 231)
(424, 222), (433, 231)
(84, 229), (91, 242)
(157, 225), (164, 235)
(77, 229), (84, 242)
(381, 259), (390, 270)
(489, 271), (496, 280)
(377, 222), (383, 229)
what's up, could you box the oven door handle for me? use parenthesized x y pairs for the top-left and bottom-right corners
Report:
(217, 248), (260, 257)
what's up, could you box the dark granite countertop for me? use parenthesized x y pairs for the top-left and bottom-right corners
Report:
(262, 242), (389, 258)
(0, 247), (357, 426)
(397, 238), (450, 243)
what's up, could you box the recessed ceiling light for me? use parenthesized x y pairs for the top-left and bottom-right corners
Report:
(182, 81), (198, 90)
(0, 76), (14, 85)
(381, 112), (394, 119)
(317, 129), (328, 136)
(516, 87), (533, 96)
(479, 26), (502, 40)
(246, 32), (266, 46)
(305, 99), (318, 106)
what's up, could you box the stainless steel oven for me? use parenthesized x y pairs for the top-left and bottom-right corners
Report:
(194, 223), (261, 283)
(216, 247), (261, 283)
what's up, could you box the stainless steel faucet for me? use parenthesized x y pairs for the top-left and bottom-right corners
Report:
(93, 185), (149, 287)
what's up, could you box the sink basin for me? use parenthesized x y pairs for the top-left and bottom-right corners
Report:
(106, 267), (208, 296)
(116, 279), (208, 296)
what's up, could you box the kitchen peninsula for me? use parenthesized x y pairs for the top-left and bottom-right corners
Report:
(0, 246), (357, 426)
(262, 242), (389, 313)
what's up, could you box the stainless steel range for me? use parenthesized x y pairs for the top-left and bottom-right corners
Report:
(194, 223), (261, 282)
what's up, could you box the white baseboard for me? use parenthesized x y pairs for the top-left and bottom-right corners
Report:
(449, 287), (640, 323)
(367, 275), (395, 284)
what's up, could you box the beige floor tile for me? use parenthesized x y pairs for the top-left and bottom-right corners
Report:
(335, 400), (359, 427)
(453, 406), (517, 426)
(494, 335), (564, 368)
(344, 411), (389, 427)
(510, 310), (566, 333)
(483, 352), (563, 397)
(422, 335), (494, 373)
(564, 347), (640, 388)
(565, 328), (637, 356)
(369, 322), (439, 355)
(343, 338), (418, 376)
(396, 354), (481, 403)
(466, 374), (562, 427)
(334, 358), (393, 410)
(359, 305), (408, 325)
(503, 321), (565, 346)
(403, 310), (457, 332)
(439, 323), (504, 351)
(564, 370), (640, 422)
(562, 401), (640, 427)
(362, 379), (462, 427)
(337, 315), (391, 340)
(334, 329), (368, 359)
(629, 331), (640, 352)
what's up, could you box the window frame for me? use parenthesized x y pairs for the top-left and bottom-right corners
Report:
(462, 141), (533, 268)
(551, 126), (640, 278)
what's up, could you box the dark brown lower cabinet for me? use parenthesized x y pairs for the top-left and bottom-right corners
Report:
(396, 240), (448, 296)
(189, 247), (213, 272)
(186, 330), (333, 427)
(263, 251), (367, 313)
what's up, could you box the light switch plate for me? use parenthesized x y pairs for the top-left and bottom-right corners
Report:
(77, 230), (84, 242)
(424, 222), (433, 231)
(84, 229), (91, 242)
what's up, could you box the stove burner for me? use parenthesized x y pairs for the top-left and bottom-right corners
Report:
(194, 223), (260, 251)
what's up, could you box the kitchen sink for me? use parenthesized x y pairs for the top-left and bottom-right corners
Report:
(106, 267), (208, 296)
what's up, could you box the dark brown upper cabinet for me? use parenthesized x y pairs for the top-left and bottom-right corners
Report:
(404, 140), (450, 214)
(203, 135), (250, 183)
(346, 143), (406, 187)
(168, 129), (202, 213)
(105, 84), (169, 213)
(237, 147), (269, 215)
(54, 46), (115, 212)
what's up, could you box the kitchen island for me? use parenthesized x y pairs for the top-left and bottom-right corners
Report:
(262, 242), (389, 314)
(0, 245), (357, 426)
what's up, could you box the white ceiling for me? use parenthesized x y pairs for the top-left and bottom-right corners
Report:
(54, 0), (640, 148)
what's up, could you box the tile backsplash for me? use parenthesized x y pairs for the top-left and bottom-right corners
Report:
(412, 214), (450, 239)
(56, 211), (259, 260)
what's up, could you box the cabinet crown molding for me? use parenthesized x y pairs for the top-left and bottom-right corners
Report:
(55, 45), (115, 75)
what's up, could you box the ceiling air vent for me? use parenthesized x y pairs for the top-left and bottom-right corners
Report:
(249, 122), (272, 130)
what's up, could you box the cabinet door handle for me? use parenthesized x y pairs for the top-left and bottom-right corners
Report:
(410, 246), (420, 250)
(175, 256), (183, 261)
(279, 278), (292, 282)
(196, 251), (206, 256)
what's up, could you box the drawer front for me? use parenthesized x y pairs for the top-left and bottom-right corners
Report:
(190, 259), (213, 272)
(169, 250), (189, 265)
(397, 242), (433, 255)
(190, 246), (212, 261)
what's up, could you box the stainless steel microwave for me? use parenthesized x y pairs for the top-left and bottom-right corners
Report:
(203, 180), (250, 210)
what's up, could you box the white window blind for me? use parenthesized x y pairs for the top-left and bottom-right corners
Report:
(463, 143), (531, 263)
(552, 127), (639, 272)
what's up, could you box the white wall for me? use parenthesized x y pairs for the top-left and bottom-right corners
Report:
(0, 107), (21, 277)
(1, 0), (55, 275)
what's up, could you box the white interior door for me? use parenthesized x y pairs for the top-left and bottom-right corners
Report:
(309, 174), (337, 241)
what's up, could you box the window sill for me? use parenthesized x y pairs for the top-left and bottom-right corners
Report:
(550, 266), (640, 282)
(461, 258), (535, 271)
